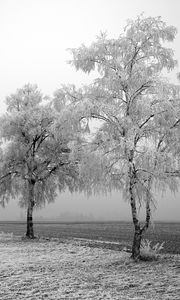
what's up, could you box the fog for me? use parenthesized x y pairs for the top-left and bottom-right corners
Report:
(1, 189), (179, 222)
(0, 0), (180, 222)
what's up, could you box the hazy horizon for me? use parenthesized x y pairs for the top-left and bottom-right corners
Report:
(1, 189), (180, 222)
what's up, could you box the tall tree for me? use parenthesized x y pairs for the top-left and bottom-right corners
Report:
(67, 15), (180, 259)
(0, 84), (79, 238)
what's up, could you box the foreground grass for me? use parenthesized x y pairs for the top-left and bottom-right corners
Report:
(0, 233), (180, 300)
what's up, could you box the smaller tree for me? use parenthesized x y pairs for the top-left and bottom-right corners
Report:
(0, 84), (79, 238)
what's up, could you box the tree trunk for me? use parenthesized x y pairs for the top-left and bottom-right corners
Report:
(26, 180), (35, 239)
(130, 176), (152, 260)
(131, 225), (142, 260)
(129, 173), (142, 260)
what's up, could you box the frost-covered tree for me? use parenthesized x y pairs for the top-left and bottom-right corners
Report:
(67, 15), (180, 260)
(0, 84), (79, 238)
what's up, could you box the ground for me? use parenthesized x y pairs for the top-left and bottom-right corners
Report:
(0, 233), (180, 300)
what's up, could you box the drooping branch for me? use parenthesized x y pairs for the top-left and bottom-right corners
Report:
(37, 161), (71, 182)
(131, 81), (153, 101)
(91, 112), (125, 137)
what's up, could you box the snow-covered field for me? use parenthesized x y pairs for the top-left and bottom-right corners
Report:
(0, 233), (180, 300)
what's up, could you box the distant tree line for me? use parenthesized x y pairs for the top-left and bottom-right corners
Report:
(0, 15), (180, 260)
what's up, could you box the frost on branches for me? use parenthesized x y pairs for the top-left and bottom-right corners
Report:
(0, 84), (79, 238)
(67, 15), (180, 259)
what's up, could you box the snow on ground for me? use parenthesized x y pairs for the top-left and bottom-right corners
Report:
(0, 233), (180, 300)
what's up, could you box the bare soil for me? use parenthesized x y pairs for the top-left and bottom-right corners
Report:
(0, 233), (180, 300)
(1, 221), (180, 254)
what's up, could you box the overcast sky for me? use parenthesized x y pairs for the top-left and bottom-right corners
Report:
(0, 0), (180, 221)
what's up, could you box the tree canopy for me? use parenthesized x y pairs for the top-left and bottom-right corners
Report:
(66, 15), (180, 259)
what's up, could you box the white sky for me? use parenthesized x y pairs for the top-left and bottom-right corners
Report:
(0, 0), (180, 111)
(0, 0), (180, 221)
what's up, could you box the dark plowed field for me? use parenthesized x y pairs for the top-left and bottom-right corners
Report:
(0, 221), (180, 254)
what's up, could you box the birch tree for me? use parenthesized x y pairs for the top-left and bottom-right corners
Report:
(67, 15), (180, 259)
(0, 84), (79, 238)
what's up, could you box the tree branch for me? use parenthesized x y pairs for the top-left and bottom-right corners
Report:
(139, 114), (154, 129)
